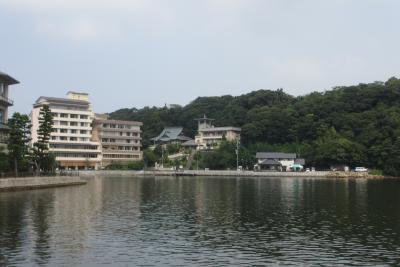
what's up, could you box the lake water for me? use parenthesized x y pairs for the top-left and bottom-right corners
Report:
(1, 176), (400, 266)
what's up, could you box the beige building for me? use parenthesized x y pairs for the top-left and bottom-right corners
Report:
(194, 115), (241, 150)
(92, 114), (142, 167)
(31, 92), (102, 170)
(0, 72), (18, 150)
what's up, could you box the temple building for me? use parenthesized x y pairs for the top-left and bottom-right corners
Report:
(151, 127), (192, 145)
(194, 115), (241, 150)
(0, 72), (18, 151)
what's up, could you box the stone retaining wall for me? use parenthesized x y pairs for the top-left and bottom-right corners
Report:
(0, 176), (87, 192)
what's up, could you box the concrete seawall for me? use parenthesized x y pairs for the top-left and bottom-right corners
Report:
(0, 176), (87, 192)
(79, 170), (332, 178)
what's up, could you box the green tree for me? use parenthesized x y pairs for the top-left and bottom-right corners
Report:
(383, 137), (400, 176)
(7, 113), (31, 177)
(32, 105), (54, 173)
(312, 127), (365, 168)
(0, 147), (10, 173)
(143, 148), (158, 168)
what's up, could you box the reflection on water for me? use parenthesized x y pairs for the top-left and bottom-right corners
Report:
(1, 177), (400, 266)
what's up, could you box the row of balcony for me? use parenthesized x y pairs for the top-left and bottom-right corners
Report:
(0, 94), (13, 106)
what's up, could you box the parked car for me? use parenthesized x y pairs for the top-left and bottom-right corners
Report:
(354, 167), (368, 172)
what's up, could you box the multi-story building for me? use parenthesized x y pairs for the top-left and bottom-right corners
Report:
(31, 92), (102, 170)
(0, 71), (18, 150)
(194, 115), (241, 150)
(92, 114), (142, 167)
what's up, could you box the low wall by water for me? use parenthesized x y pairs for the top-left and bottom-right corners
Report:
(79, 170), (331, 178)
(0, 176), (87, 192)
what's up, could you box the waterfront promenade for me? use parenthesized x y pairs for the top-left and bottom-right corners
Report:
(78, 169), (375, 178)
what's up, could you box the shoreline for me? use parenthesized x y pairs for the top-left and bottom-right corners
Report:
(0, 176), (87, 192)
(79, 170), (387, 179)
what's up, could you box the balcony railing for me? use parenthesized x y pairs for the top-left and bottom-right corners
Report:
(0, 95), (13, 105)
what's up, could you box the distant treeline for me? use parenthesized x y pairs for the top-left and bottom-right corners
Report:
(110, 77), (400, 176)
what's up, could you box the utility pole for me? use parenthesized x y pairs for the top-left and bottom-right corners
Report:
(236, 139), (239, 171)
(161, 145), (164, 168)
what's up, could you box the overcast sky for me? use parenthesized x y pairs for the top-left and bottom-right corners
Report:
(1, 0), (399, 114)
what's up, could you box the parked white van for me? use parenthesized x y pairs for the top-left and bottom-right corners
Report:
(355, 167), (368, 172)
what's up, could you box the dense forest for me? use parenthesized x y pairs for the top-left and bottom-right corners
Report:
(110, 77), (400, 175)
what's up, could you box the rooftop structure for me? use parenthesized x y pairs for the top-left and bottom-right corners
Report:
(195, 114), (215, 130)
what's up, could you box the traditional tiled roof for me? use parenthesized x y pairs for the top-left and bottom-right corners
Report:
(256, 152), (297, 159)
(181, 139), (196, 147)
(259, 159), (282, 166)
(151, 127), (191, 142)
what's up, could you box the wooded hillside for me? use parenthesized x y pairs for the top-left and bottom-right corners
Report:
(110, 77), (400, 175)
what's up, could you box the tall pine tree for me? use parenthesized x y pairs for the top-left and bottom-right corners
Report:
(32, 105), (54, 173)
(7, 113), (31, 177)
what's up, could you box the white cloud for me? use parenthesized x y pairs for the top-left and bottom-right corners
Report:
(0, 0), (176, 41)
(274, 58), (323, 82)
(0, 0), (147, 11)
(35, 17), (108, 42)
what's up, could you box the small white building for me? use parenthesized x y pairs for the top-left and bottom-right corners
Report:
(255, 152), (305, 171)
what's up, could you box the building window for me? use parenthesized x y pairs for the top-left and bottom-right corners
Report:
(0, 110), (6, 123)
(80, 115), (88, 119)
(60, 113), (68, 118)
(70, 114), (78, 119)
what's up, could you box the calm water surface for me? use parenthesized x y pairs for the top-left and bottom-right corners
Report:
(1, 176), (400, 266)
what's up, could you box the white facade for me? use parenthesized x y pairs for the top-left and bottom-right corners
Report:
(195, 127), (241, 150)
(257, 158), (294, 169)
(92, 115), (142, 167)
(31, 92), (102, 170)
(194, 115), (241, 150)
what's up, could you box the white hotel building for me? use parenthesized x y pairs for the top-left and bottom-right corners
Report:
(31, 92), (102, 170)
